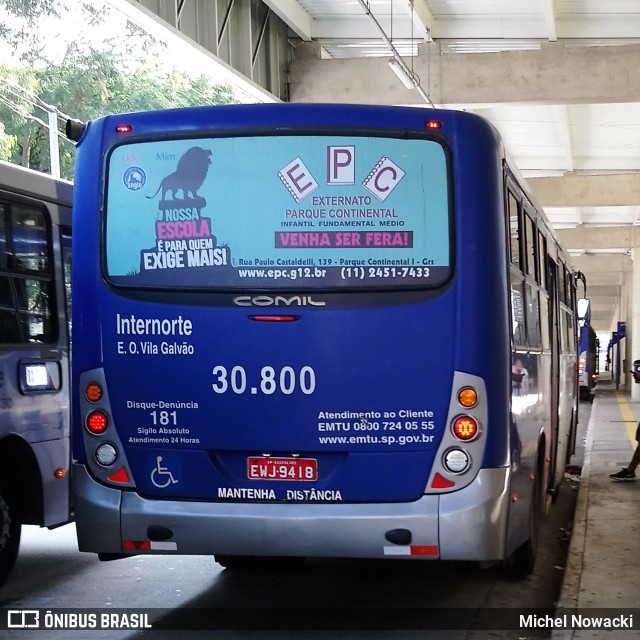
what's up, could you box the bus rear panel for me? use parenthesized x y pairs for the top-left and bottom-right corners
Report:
(70, 105), (573, 568)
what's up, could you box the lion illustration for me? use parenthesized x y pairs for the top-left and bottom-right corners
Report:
(147, 147), (212, 200)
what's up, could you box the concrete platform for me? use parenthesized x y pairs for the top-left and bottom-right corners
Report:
(553, 377), (640, 639)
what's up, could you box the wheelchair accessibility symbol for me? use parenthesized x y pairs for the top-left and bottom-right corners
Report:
(151, 456), (178, 488)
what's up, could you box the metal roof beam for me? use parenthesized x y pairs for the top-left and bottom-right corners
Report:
(410, 0), (434, 37)
(541, 0), (558, 42)
(262, 0), (313, 41)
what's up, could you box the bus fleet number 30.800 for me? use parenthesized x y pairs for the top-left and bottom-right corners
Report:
(212, 365), (316, 395)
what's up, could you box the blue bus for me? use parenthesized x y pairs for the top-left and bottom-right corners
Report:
(0, 160), (72, 586)
(577, 299), (597, 400)
(67, 104), (577, 575)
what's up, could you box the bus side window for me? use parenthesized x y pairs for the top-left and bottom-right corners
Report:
(565, 310), (575, 352)
(537, 231), (547, 290)
(565, 265), (577, 349)
(13, 208), (53, 343)
(567, 265), (577, 312)
(61, 232), (72, 336)
(0, 276), (20, 344)
(507, 186), (527, 347)
(523, 211), (537, 281)
(559, 262), (568, 306)
(510, 273), (527, 348)
(0, 203), (54, 344)
(0, 205), (20, 343)
(14, 277), (53, 343)
(560, 309), (570, 353)
(508, 190), (520, 268)
(539, 286), (551, 350)
(525, 284), (541, 348)
(523, 209), (541, 348)
(0, 205), (7, 270)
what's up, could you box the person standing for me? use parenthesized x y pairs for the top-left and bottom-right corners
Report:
(610, 422), (640, 481)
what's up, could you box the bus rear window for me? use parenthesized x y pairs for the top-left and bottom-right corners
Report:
(105, 134), (451, 290)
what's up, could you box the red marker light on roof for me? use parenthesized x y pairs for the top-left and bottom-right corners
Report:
(116, 124), (132, 134)
(425, 120), (442, 130)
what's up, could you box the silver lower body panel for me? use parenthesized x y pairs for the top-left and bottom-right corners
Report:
(72, 463), (509, 561)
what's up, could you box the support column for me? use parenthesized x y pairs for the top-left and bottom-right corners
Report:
(622, 273), (630, 390)
(631, 250), (640, 400)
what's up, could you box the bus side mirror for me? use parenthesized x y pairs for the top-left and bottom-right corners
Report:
(66, 118), (86, 142)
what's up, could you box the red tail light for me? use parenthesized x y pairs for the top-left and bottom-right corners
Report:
(86, 410), (109, 434)
(451, 415), (479, 441)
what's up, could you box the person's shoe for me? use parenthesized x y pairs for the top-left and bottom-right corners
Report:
(609, 468), (637, 481)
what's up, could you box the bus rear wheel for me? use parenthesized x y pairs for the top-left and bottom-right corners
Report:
(0, 492), (21, 587)
(215, 555), (305, 569)
(509, 461), (543, 576)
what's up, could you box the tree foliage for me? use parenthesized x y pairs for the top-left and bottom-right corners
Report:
(0, 0), (239, 180)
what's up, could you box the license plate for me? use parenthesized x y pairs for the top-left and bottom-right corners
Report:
(247, 456), (318, 481)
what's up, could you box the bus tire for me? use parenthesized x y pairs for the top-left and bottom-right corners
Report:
(510, 458), (543, 576)
(214, 555), (257, 569)
(0, 492), (21, 587)
(215, 555), (305, 569)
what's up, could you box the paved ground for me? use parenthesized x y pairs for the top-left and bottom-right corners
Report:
(553, 378), (640, 639)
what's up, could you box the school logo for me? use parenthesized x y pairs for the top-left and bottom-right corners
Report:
(123, 166), (146, 191)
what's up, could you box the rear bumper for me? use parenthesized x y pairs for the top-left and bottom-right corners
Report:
(72, 463), (509, 561)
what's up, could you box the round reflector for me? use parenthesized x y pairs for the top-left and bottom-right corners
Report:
(85, 383), (103, 403)
(443, 448), (470, 474)
(86, 411), (109, 434)
(95, 443), (118, 467)
(452, 415), (479, 441)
